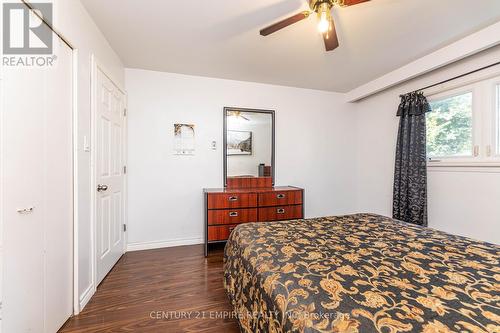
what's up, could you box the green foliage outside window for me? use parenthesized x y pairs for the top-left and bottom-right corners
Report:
(427, 92), (473, 158)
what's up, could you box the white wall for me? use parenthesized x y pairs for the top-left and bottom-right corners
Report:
(50, 0), (125, 311)
(125, 69), (357, 250)
(354, 45), (500, 245)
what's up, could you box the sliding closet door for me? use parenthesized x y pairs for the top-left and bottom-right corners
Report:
(1, 36), (73, 332)
(43, 38), (74, 333)
(1, 56), (46, 333)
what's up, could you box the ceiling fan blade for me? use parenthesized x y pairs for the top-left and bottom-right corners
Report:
(260, 11), (311, 36)
(343, 0), (370, 6)
(323, 18), (339, 52)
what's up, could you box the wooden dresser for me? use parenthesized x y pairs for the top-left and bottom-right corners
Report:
(203, 186), (304, 255)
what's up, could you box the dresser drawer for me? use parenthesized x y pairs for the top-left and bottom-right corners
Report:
(207, 208), (258, 226)
(258, 205), (303, 222)
(208, 224), (239, 241)
(207, 193), (257, 209)
(258, 190), (302, 207)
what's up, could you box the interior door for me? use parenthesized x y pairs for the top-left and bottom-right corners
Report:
(95, 66), (125, 285)
(1, 34), (73, 332)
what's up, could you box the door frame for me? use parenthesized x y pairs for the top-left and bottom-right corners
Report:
(89, 54), (128, 304)
(71, 49), (79, 316)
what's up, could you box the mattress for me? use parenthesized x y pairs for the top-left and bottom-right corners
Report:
(223, 213), (500, 333)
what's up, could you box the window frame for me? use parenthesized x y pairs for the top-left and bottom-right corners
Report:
(424, 71), (500, 168)
(493, 81), (500, 157)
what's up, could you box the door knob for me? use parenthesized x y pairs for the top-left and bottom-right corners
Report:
(97, 184), (108, 192)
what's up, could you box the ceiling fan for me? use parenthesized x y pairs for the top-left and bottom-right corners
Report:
(260, 0), (370, 52)
(228, 111), (250, 121)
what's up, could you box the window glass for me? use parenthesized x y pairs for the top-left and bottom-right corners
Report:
(496, 84), (500, 155)
(427, 92), (473, 158)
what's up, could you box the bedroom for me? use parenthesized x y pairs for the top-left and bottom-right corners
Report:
(0, 0), (499, 332)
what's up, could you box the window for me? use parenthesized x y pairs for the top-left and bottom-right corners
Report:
(496, 84), (500, 156)
(425, 72), (500, 165)
(427, 92), (473, 158)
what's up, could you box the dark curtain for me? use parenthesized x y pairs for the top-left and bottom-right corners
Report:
(393, 92), (430, 226)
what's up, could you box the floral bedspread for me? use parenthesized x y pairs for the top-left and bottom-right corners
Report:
(223, 213), (500, 333)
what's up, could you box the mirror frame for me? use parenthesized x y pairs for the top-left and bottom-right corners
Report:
(223, 107), (275, 187)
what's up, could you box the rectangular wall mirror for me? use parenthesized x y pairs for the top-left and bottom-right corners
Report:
(223, 107), (275, 187)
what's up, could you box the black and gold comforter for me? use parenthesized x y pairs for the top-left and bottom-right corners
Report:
(223, 214), (500, 333)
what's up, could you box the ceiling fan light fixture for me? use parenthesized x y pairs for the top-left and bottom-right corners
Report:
(259, 0), (368, 52)
(317, 2), (332, 33)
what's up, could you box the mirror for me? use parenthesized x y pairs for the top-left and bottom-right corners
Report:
(223, 107), (275, 187)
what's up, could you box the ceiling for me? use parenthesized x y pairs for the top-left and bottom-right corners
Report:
(81, 0), (500, 93)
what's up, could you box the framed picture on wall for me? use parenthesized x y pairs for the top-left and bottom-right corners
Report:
(173, 123), (195, 155)
(227, 130), (252, 155)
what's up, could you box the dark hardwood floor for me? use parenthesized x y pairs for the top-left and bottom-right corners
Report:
(59, 244), (240, 333)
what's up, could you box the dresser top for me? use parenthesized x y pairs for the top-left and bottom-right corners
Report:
(203, 186), (302, 193)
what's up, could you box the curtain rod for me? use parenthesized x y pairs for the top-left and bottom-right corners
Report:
(400, 60), (500, 97)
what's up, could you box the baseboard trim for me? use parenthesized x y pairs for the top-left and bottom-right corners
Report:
(126, 237), (204, 252)
(79, 284), (95, 312)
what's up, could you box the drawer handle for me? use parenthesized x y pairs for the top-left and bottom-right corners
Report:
(228, 196), (238, 202)
(277, 194), (285, 199)
(277, 208), (285, 214)
(229, 227), (236, 232)
(229, 211), (238, 217)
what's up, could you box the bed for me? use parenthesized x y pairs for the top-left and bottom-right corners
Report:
(223, 213), (500, 333)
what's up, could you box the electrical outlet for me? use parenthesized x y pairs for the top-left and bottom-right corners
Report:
(210, 140), (217, 150)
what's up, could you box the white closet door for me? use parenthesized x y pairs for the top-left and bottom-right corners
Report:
(1, 35), (73, 332)
(43, 38), (73, 333)
(2, 59), (45, 333)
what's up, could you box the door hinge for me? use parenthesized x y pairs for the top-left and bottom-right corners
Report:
(123, 108), (127, 117)
(123, 165), (127, 174)
(123, 224), (127, 232)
